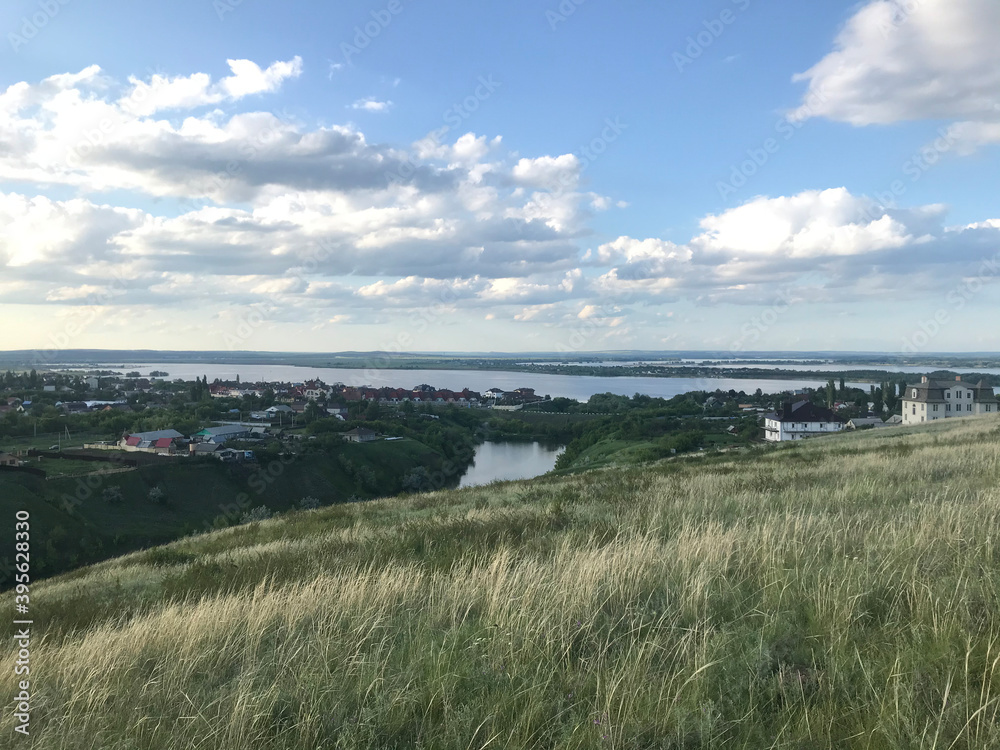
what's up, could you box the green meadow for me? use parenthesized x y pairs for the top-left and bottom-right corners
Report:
(5, 416), (1000, 748)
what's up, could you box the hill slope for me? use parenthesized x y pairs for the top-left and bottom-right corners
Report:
(5, 417), (1000, 748)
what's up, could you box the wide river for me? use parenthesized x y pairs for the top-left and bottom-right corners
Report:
(458, 441), (565, 488)
(75, 362), (875, 402)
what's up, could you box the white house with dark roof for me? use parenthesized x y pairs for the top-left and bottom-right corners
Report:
(902, 376), (997, 425)
(763, 400), (846, 442)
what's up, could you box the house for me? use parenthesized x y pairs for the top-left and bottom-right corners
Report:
(190, 442), (222, 456)
(342, 428), (377, 443)
(763, 400), (846, 442)
(265, 405), (294, 415)
(902, 376), (997, 425)
(120, 429), (185, 454)
(0, 452), (21, 467)
(196, 425), (252, 444)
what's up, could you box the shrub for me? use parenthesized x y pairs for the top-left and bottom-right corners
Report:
(239, 505), (273, 524)
(101, 486), (123, 504)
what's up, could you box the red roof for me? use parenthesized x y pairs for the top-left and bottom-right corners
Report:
(154, 438), (174, 448)
(125, 436), (141, 446)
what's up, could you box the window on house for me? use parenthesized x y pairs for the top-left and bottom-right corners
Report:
(933, 404), (938, 411)
(912, 407), (916, 415)
(947, 404), (951, 411)
(968, 404), (973, 412)
(912, 389), (917, 398)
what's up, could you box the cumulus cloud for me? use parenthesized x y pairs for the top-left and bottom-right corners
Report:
(120, 57), (303, 116)
(5, 60), (1000, 345)
(791, 0), (1000, 150)
(596, 188), (1000, 305)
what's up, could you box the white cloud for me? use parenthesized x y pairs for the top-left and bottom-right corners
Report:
(511, 154), (581, 190)
(350, 97), (393, 113)
(5, 61), (1000, 348)
(120, 57), (302, 116)
(693, 188), (914, 258)
(792, 0), (1000, 150)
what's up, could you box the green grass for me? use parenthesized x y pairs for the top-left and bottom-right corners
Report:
(29, 456), (122, 478)
(5, 416), (1000, 748)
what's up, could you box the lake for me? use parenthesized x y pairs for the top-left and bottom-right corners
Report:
(458, 441), (565, 488)
(70, 362), (874, 402)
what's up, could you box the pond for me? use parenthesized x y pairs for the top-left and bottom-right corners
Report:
(458, 441), (565, 488)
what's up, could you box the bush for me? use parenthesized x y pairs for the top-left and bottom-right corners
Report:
(148, 486), (166, 504)
(102, 487), (123, 504)
(240, 505), (273, 524)
(298, 496), (320, 510)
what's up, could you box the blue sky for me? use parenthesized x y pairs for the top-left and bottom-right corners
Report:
(2, 0), (999, 354)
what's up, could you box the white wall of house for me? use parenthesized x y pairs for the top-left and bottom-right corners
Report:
(902, 384), (997, 425)
(764, 418), (845, 442)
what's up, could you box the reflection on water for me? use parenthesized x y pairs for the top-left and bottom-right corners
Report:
(458, 441), (565, 488)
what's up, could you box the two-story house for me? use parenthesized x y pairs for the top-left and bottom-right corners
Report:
(901, 376), (997, 425)
(763, 400), (845, 442)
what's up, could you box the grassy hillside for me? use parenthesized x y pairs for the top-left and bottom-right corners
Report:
(0, 438), (445, 581)
(5, 417), (1000, 748)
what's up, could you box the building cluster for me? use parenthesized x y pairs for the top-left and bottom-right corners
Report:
(207, 378), (541, 408)
(103, 423), (271, 462)
(763, 375), (996, 441)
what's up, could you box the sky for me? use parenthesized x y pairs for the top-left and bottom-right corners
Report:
(1, 0), (999, 355)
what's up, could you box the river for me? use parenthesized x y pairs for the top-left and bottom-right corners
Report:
(65, 362), (875, 402)
(458, 441), (565, 488)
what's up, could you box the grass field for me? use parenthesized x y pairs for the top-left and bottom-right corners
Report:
(5, 416), (1000, 748)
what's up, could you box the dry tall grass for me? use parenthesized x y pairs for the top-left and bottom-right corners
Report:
(4, 417), (1000, 748)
